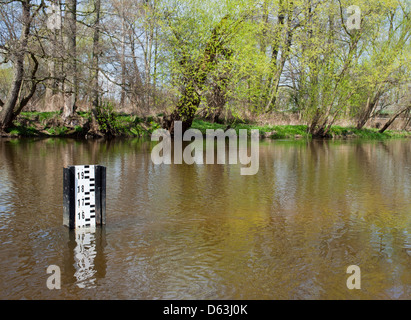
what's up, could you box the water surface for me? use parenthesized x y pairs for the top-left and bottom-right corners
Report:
(0, 138), (410, 299)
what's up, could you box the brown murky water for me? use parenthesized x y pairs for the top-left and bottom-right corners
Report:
(0, 138), (410, 299)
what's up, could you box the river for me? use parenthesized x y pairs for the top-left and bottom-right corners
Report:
(0, 138), (410, 299)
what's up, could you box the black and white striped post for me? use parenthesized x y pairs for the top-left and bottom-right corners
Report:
(63, 165), (106, 229)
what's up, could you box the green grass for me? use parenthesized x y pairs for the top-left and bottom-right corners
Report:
(7, 111), (158, 138)
(77, 111), (91, 118)
(7, 125), (39, 137)
(190, 119), (411, 140)
(20, 111), (61, 122)
(106, 113), (160, 137)
(329, 125), (411, 139)
(190, 119), (227, 133)
(45, 126), (69, 136)
(190, 119), (309, 139)
(6, 112), (411, 140)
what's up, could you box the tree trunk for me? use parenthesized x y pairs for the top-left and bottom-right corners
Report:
(0, 54), (25, 131)
(402, 108), (411, 130)
(45, 15), (60, 112)
(130, 38), (145, 111)
(356, 93), (381, 130)
(88, 0), (102, 136)
(120, 0), (126, 108)
(14, 53), (39, 115)
(92, 0), (101, 111)
(379, 106), (410, 133)
(205, 49), (232, 123)
(265, 0), (293, 113)
(62, 0), (77, 122)
(163, 85), (200, 135)
(163, 15), (231, 135)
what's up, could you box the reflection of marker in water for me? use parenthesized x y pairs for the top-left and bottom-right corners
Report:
(63, 165), (106, 229)
(74, 227), (97, 288)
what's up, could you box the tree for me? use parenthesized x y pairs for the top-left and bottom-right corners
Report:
(44, 1), (62, 111)
(161, 0), (252, 134)
(163, 15), (230, 133)
(85, 0), (102, 135)
(61, 0), (77, 121)
(204, 48), (233, 123)
(1, 0), (410, 137)
(353, 0), (411, 130)
(263, 0), (295, 113)
(281, 0), (406, 137)
(91, 0), (101, 111)
(0, 0), (44, 132)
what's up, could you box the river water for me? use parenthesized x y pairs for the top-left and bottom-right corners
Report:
(0, 138), (410, 299)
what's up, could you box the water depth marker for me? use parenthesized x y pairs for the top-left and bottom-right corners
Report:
(63, 165), (106, 229)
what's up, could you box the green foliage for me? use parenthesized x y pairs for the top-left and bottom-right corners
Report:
(94, 103), (162, 137)
(95, 102), (122, 135)
(6, 125), (39, 137)
(45, 127), (67, 136)
(20, 111), (61, 121)
(3, 0), (411, 138)
(0, 66), (13, 101)
(190, 119), (227, 133)
(191, 119), (309, 139)
(77, 111), (91, 119)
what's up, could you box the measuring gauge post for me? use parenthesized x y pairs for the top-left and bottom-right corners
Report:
(63, 165), (106, 229)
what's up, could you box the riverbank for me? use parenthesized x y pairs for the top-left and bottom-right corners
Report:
(190, 119), (411, 140)
(1, 111), (161, 139)
(2, 111), (411, 140)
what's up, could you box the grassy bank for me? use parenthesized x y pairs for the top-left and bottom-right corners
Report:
(4, 111), (161, 138)
(3, 112), (411, 140)
(190, 119), (411, 140)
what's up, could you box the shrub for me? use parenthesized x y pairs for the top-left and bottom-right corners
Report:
(95, 102), (121, 136)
